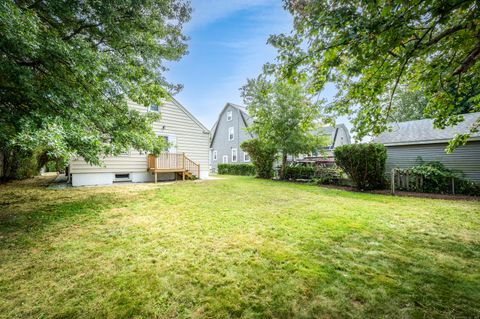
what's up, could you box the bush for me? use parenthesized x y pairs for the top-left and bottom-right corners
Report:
(240, 139), (277, 179)
(218, 164), (256, 176)
(334, 143), (387, 190)
(314, 166), (346, 185)
(398, 161), (480, 196)
(284, 165), (315, 180)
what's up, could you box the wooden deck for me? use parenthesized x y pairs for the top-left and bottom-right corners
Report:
(148, 153), (200, 182)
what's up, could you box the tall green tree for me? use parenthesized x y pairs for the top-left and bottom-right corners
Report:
(390, 88), (429, 122)
(269, 0), (480, 152)
(0, 0), (190, 180)
(241, 76), (328, 179)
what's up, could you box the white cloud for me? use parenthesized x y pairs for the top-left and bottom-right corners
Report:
(185, 0), (280, 31)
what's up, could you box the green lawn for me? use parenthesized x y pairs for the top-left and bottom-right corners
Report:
(0, 175), (479, 318)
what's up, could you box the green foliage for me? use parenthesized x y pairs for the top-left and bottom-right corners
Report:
(0, 0), (190, 179)
(334, 144), (387, 190)
(284, 165), (315, 180)
(241, 76), (329, 179)
(269, 1), (480, 150)
(314, 166), (348, 186)
(217, 164), (256, 176)
(390, 88), (429, 122)
(397, 161), (480, 196)
(240, 139), (276, 179)
(284, 164), (347, 186)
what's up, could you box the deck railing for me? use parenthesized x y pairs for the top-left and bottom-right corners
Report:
(148, 153), (200, 178)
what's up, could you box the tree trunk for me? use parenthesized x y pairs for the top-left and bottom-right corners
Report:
(280, 152), (287, 180)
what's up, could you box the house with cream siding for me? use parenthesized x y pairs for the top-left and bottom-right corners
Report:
(69, 98), (210, 186)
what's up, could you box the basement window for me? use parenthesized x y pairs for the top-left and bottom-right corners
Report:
(115, 173), (130, 180)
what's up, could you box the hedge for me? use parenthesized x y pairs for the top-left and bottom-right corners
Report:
(218, 164), (256, 176)
(284, 166), (315, 180)
(334, 143), (387, 190)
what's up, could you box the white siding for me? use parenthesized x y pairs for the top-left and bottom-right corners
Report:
(70, 100), (209, 179)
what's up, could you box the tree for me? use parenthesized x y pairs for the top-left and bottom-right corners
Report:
(390, 88), (428, 122)
(268, 0), (480, 152)
(241, 76), (328, 179)
(0, 0), (191, 181)
(240, 139), (277, 179)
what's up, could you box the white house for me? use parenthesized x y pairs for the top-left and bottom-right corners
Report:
(69, 98), (210, 187)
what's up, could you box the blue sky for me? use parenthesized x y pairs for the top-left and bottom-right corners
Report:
(166, 0), (294, 129)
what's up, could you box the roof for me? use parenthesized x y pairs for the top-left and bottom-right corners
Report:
(316, 123), (351, 148)
(374, 112), (480, 146)
(210, 102), (252, 147)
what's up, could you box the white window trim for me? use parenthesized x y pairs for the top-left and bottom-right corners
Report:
(213, 150), (217, 161)
(222, 155), (228, 163)
(228, 126), (234, 141)
(226, 110), (232, 121)
(231, 148), (238, 163)
(244, 152), (250, 162)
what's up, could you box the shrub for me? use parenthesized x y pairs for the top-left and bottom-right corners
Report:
(314, 166), (346, 185)
(218, 164), (256, 176)
(284, 165), (315, 180)
(398, 161), (480, 196)
(334, 143), (387, 190)
(240, 139), (277, 179)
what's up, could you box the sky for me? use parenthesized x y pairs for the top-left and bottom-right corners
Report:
(166, 0), (296, 129)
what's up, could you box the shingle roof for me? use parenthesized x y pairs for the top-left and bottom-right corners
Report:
(374, 112), (480, 145)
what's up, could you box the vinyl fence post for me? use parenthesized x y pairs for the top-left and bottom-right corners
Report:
(391, 169), (395, 195)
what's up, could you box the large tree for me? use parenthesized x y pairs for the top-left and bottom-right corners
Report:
(241, 76), (328, 179)
(268, 0), (480, 152)
(0, 0), (190, 180)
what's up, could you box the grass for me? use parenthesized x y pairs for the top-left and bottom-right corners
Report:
(0, 175), (479, 318)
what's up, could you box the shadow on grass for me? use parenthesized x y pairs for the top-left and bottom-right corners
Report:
(0, 191), (132, 250)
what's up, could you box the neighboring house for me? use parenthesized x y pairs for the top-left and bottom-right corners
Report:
(209, 103), (253, 173)
(209, 102), (351, 171)
(317, 124), (352, 151)
(70, 98), (210, 187)
(290, 124), (352, 164)
(374, 112), (480, 183)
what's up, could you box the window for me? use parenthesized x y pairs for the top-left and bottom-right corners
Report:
(115, 173), (130, 180)
(222, 155), (228, 163)
(228, 127), (234, 141)
(244, 152), (250, 162)
(231, 148), (237, 162)
(150, 105), (159, 112)
(226, 110), (232, 121)
(213, 150), (217, 161)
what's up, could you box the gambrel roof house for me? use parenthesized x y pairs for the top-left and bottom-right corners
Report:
(70, 98), (210, 187)
(209, 103), (253, 173)
(374, 112), (480, 182)
(209, 102), (351, 172)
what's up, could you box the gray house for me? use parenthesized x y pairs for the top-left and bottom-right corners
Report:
(374, 112), (480, 183)
(210, 103), (253, 172)
(209, 102), (352, 172)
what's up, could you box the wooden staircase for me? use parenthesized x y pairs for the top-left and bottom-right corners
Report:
(148, 153), (200, 183)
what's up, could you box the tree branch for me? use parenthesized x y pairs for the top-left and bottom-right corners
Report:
(452, 41), (480, 75)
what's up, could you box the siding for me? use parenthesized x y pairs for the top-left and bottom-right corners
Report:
(70, 100), (209, 176)
(385, 141), (480, 182)
(210, 105), (253, 172)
